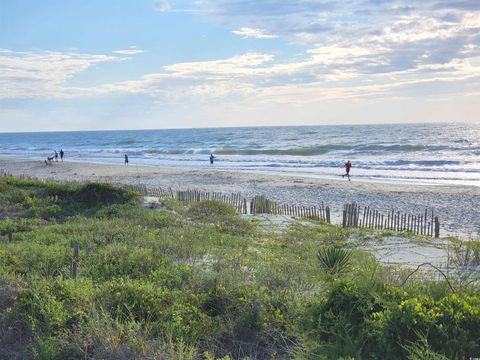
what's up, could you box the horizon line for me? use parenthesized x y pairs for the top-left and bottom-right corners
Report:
(0, 120), (460, 135)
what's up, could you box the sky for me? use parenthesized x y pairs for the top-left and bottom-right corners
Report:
(0, 0), (479, 132)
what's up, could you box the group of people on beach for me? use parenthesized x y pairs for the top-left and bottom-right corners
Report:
(45, 149), (64, 166)
(122, 153), (352, 179)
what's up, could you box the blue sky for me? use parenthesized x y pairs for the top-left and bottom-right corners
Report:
(1, 0), (479, 131)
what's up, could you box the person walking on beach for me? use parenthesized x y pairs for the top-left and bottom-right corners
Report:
(124, 154), (129, 166)
(60, 149), (64, 162)
(54, 150), (58, 162)
(210, 153), (215, 165)
(343, 160), (352, 181)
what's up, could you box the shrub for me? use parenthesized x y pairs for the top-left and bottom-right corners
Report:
(371, 293), (480, 359)
(2, 242), (70, 278)
(14, 279), (95, 336)
(149, 263), (193, 289)
(187, 200), (237, 220)
(0, 178), (139, 221)
(303, 279), (480, 359)
(96, 204), (176, 229)
(97, 278), (213, 343)
(32, 337), (68, 360)
(187, 200), (254, 235)
(87, 244), (163, 280)
(0, 218), (17, 235)
(403, 334), (449, 360)
(285, 223), (348, 245)
(0, 250), (28, 275)
(72, 183), (139, 208)
(450, 239), (480, 267)
(303, 280), (383, 359)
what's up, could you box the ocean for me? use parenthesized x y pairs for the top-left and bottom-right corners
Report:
(0, 123), (479, 186)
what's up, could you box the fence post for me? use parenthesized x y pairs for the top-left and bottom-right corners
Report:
(342, 209), (347, 228)
(434, 217), (440, 238)
(71, 242), (78, 279)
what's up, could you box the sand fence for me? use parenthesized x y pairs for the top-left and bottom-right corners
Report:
(342, 203), (440, 237)
(0, 169), (440, 237)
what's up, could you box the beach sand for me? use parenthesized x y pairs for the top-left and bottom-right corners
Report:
(0, 157), (478, 237)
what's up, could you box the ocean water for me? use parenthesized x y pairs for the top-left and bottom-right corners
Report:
(0, 123), (479, 186)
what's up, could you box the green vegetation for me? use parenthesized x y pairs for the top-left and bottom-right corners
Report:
(317, 247), (352, 276)
(449, 238), (480, 268)
(0, 176), (479, 359)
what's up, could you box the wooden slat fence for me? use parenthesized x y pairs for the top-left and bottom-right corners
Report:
(2, 170), (443, 236)
(250, 195), (330, 223)
(343, 203), (440, 237)
(175, 190), (247, 214)
(116, 183), (248, 214)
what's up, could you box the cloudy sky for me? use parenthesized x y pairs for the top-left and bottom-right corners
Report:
(1, 0), (479, 131)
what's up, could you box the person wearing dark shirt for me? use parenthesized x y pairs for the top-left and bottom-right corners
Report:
(343, 160), (352, 181)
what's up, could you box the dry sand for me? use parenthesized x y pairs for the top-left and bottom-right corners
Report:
(1, 157), (479, 238)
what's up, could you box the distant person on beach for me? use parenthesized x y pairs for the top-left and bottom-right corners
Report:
(343, 160), (352, 181)
(124, 154), (129, 166)
(60, 149), (64, 162)
(54, 150), (58, 162)
(210, 153), (215, 165)
(45, 156), (54, 166)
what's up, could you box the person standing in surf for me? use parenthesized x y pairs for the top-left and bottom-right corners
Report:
(60, 149), (64, 162)
(124, 154), (129, 166)
(343, 160), (352, 181)
(210, 153), (215, 165)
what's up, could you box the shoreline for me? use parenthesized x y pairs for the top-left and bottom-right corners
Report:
(1, 156), (479, 237)
(1, 154), (478, 189)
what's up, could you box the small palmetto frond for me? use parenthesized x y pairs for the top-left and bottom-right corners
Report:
(317, 246), (352, 275)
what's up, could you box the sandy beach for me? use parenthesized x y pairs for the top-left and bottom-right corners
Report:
(0, 156), (478, 238)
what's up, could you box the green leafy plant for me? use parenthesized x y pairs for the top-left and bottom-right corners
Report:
(317, 246), (352, 275)
(186, 200), (237, 220)
(402, 333), (449, 360)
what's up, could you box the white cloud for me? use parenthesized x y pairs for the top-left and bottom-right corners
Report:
(3, 45), (480, 106)
(153, 0), (171, 12)
(194, 0), (480, 76)
(93, 47), (480, 107)
(307, 45), (391, 66)
(232, 27), (278, 39)
(112, 49), (145, 55)
(2, 0), (480, 114)
(98, 52), (276, 99)
(0, 50), (119, 99)
(164, 52), (274, 75)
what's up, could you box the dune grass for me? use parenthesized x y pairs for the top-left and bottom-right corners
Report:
(0, 176), (479, 359)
